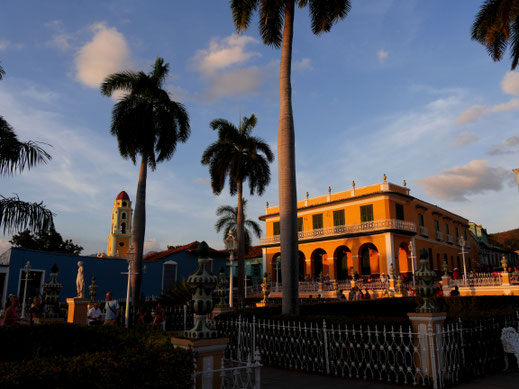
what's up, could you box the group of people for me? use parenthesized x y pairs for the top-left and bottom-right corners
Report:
(1, 295), (44, 326)
(86, 292), (165, 329)
(347, 286), (371, 301)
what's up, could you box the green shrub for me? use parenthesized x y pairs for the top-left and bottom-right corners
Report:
(0, 325), (193, 388)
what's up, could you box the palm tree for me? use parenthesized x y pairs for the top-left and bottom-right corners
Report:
(0, 111), (54, 234)
(201, 114), (273, 304)
(472, 0), (519, 69)
(230, 0), (351, 314)
(0, 63), (4, 80)
(215, 199), (262, 253)
(101, 57), (190, 303)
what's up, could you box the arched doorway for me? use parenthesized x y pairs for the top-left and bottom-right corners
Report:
(299, 251), (306, 280)
(334, 246), (351, 280)
(398, 243), (410, 273)
(359, 243), (379, 276)
(311, 249), (326, 279)
(271, 253), (281, 284)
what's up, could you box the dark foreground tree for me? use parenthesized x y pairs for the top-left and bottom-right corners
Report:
(230, 0), (351, 314)
(101, 58), (190, 303)
(472, 0), (519, 69)
(202, 114), (273, 304)
(0, 85), (54, 235)
(10, 228), (83, 254)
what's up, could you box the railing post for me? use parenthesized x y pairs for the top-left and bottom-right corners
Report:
(252, 315), (256, 359)
(183, 304), (187, 331)
(254, 348), (262, 389)
(322, 319), (330, 374)
(238, 315), (242, 362)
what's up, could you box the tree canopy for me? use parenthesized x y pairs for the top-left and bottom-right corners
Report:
(10, 228), (83, 255)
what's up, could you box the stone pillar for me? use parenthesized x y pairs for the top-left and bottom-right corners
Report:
(170, 241), (230, 389)
(66, 298), (90, 325)
(407, 312), (447, 381)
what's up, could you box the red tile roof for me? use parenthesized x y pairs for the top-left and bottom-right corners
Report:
(245, 245), (262, 259)
(143, 241), (225, 262)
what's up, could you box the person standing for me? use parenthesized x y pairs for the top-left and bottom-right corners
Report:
(1, 296), (19, 326)
(104, 292), (120, 325)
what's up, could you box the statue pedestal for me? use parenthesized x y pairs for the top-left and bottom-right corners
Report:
(171, 337), (229, 389)
(66, 298), (90, 325)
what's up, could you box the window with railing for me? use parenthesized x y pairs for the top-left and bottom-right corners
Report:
(273, 221), (280, 236)
(297, 217), (303, 232)
(360, 205), (373, 222)
(333, 210), (345, 226)
(434, 220), (440, 232)
(445, 223), (450, 235)
(313, 214), (323, 229)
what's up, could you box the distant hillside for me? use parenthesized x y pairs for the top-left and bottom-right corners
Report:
(489, 228), (519, 252)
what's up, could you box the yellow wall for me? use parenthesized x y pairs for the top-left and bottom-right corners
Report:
(261, 181), (476, 281)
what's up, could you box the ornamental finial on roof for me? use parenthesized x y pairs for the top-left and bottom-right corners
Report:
(306, 192), (309, 199)
(383, 173), (387, 182)
(352, 181), (355, 188)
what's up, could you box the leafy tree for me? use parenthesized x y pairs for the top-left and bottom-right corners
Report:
(157, 280), (191, 306)
(101, 57), (190, 303)
(215, 199), (262, 253)
(0, 67), (54, 235)
(202, 114), (273, 304)
(10, 228), (83, 254)
(472, 0), (519, 69)
(229, 0), (351, 314)
(166, 245), (183, 250)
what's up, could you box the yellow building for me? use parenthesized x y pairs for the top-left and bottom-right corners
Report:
(107, 191), (133, 257)
(259, 179), (476, 282)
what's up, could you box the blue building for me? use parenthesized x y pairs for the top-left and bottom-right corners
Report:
(0, 241), (227, 309)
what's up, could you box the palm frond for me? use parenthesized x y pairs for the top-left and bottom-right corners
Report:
(309, 0), (351, 35)
(231, 0), (260, 31)
(258, 0), (285, 48)
(0, 63), (4, 80)
(0, 116), (52, 176)
(0, 195), (55, 235)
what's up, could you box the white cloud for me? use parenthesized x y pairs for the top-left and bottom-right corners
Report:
(501, 71), (519, 95)
(0, 40), (9, 50)
(293, 58), (312, 71)
(206, 67), (263, 99)
(143, 237), (163, 254)
(487, 136), (519, 155)
(193, 177), (210, 186)
(75, 23), (131, 88)
(193, 34), (259, 75)
(0, 239), (11, 254)
(377, 49), (389, 62)
(453, 131), (479, 147)
(45, 20), (74, 51)
(418, 160), (513, 201)
(457, 72), (519, 124)
(0, 39), (23, 51)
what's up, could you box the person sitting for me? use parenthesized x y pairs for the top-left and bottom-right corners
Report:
(87, 303), (103, 325)
(29, 297), (43, 324)
(348, 288), (355, 301)
(152, 302), (165, 329)
(449, 286), (460, 297)
(2, 296), (19, 326)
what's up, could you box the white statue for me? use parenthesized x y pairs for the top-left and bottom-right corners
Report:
(76, 261), (85, 298)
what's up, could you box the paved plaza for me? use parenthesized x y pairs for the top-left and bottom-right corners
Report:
(261, 367), (519, 388)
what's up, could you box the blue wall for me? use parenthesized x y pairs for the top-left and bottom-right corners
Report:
(2, 247), (227, 306)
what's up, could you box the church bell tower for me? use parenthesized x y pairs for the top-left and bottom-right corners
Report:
(107, 191), (133, 257)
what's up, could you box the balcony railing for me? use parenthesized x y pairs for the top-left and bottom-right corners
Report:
(419, 226), (428, 237)
(260, 219), (417, 245)
(446, 234), (453, 244)
(435, 230), (443, 241)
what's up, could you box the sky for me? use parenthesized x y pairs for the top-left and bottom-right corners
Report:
(1, 0), (519, 255)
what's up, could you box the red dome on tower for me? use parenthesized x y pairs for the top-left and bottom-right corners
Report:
(116, 191), (130, 201)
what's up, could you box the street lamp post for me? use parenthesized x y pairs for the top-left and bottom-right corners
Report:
(122, 245), (135, 328)
(459, 236), (468, 284)
(224, 230), (236, 308)
(20, 261), (31, 319)
(408, 240), (416, 286)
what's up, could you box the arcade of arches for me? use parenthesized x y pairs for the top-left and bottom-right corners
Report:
(265, 233), (474, 283)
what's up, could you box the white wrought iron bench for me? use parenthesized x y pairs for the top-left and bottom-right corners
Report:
(501, 327), (519, 370)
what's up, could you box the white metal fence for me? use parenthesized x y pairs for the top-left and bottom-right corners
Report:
(216, 311), (519, 389)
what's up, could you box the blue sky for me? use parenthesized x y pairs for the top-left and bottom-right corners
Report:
(1, 0), (518, 255)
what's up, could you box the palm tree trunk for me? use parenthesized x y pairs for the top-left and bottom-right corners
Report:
(236, 180), (246, 305)
(278, 0), (299, 315)
(131, 154), (147, 304)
